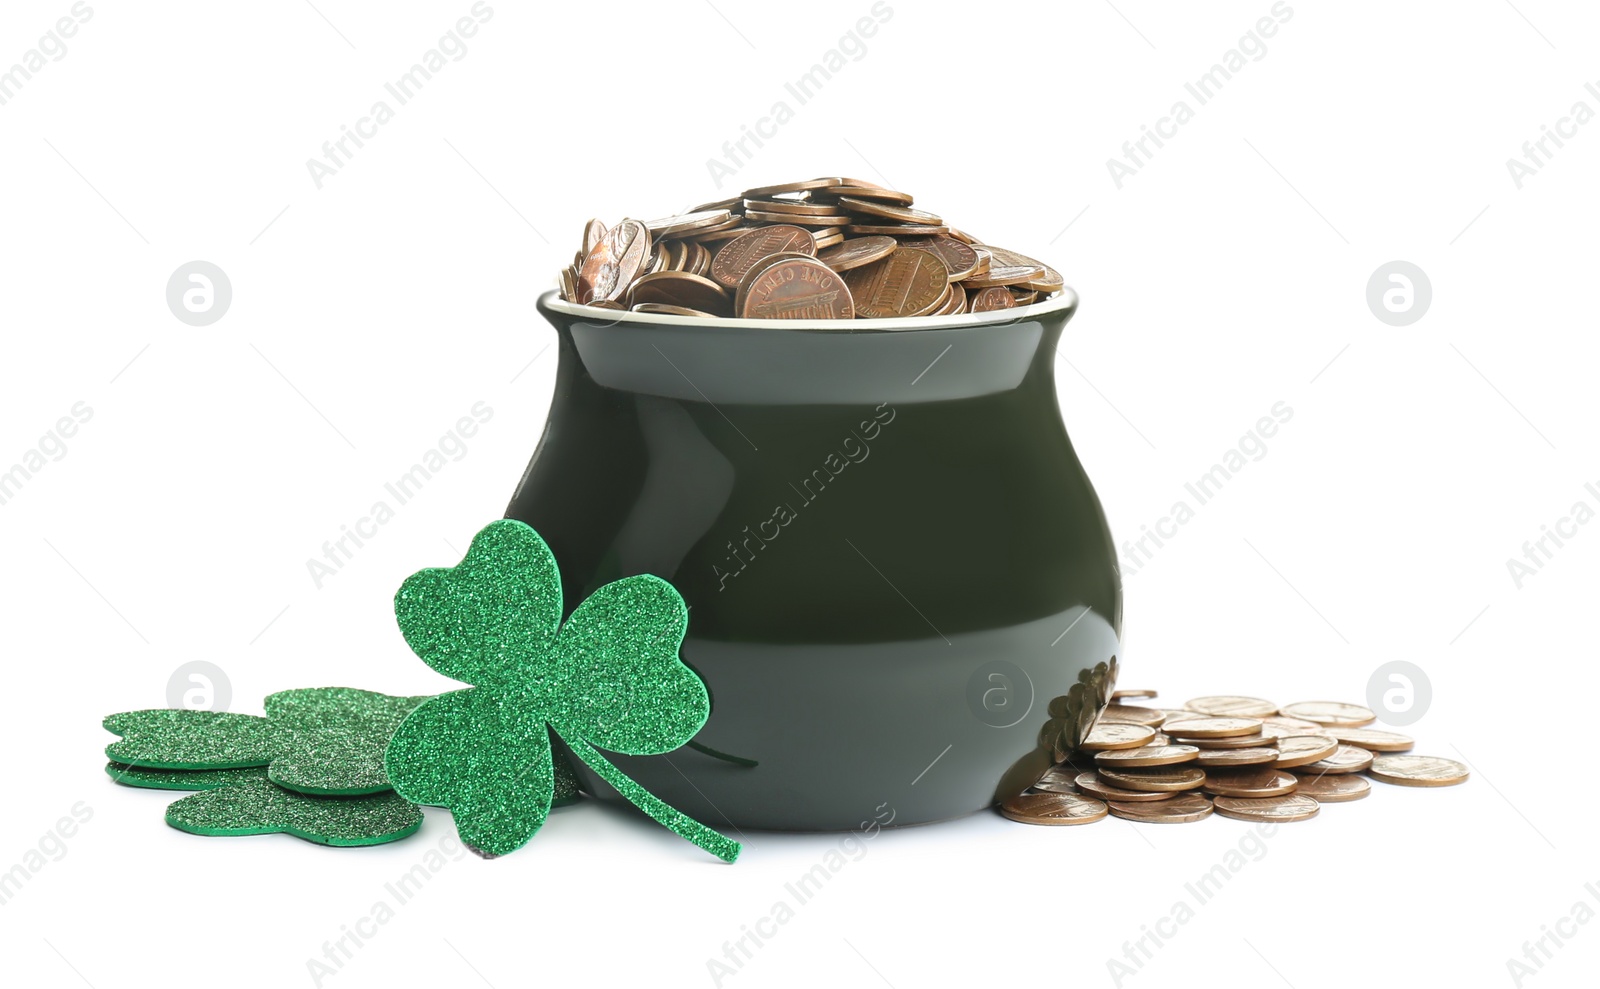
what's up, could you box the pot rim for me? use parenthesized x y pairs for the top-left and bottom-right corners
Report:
(540, 285), (1078, 333)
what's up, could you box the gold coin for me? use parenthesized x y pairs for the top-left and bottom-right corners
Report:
(577, 218), (651, 304)
(896, 235), (981, 281)
(1107, 793), (1213, 824)
(627, 271), (729, 316)
(1213, 794), (1320, 823)
(1368, 754), (1469, 787)
(1072, 769), (1176, 802)
(710, 225), (817, 289)
(1164, 717), (1262, 739)
(1293, 744), (1374, 775)
(582, 218), (607, 255)
(1293, 773), (1371, 802)
(739, 257), (854, 320)
(1201, 768), (1298, 799)
(816, 236), (896, 272)
(837, 196), (944, 226)
(1096, 766), (1207, 793)
(1078, 723), (1157, 751)
(1195, 747), (1279, 768)
(1093, 744), (1199, 768)
(969, 286), (1016, 312)
(842, 249), (950, 318)
(631, 302), (717, 317)
(999, 791), (1108, 826)
(1327, 728), (1414, 752)
(1279, 701), (1377, 727)
(845, 222), (950, 236)
(1113, 689), (1158, 700)
(1272, 735), (1339, 769)
(1185, 695), (1279, 718)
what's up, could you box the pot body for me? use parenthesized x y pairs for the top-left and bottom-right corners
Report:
(510, 292), (1121, 831)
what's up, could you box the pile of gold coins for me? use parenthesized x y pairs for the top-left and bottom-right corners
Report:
(1001, 691), (1469, 827)
(557, 176), (1064, 320)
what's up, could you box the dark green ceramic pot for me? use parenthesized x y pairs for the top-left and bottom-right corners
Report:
(512, 289), (1120, 831)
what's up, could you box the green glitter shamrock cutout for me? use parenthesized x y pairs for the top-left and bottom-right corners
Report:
(103, 688), (430, 795)
(384, 519), (739, 862)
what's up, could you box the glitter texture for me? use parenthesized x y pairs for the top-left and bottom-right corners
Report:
(103, 710), (276, 770)
(386, 519), (738, 862)
(165, 778), (422, 847)
(264, 687), (430, 795)
(106, 762), (268, 791)
(104, 688), (428, 796)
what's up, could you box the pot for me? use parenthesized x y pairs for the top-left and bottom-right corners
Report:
(511, 289), (1120, 831)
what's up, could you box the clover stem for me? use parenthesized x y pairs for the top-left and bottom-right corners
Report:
(568, 738), (740, 863)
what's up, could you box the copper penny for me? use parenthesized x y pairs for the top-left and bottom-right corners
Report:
(1071, 770), (1176, 803)
(1272, 735), (1339, 769)
(578, 218), (651, 304)
(842, 250), (949, 318)
(845, 222), (951, 236)
(1094, 744), (1199, 768)
(1107, 793), (1213, 824)
(1185, 696), (1279, 718)
(740, 257), (854, 320)
(1098, 704), (1165, 727)
(1201, 768), (1298, 799)
(895, 235), (980, 281)
(582, 218), (607, 255)
(1213, 794), (1320, 823)
(837, 196), (944, 225)
(710, 225), (816, 289)
(1292, 745), (1374, 775)
(627, 271), (728, 315)
(1164, 717), (1263, 739)
(999, 791), (1108, 826)
(969, 286), (1016, 312)
(1278, 701), (1377, 728)
(1293, 773), (1371, 802)
(1195, 747), (1280, 768)
(1096, 766), (1207, 793)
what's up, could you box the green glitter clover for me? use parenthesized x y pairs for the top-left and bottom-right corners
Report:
(103, 688), (429, 795)
(384, 519), (739, 862)
(165, 778), (423, 847)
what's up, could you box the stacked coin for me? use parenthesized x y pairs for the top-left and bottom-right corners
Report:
(558, 176), (1065, 320)
(1000, 691), (1469, 827)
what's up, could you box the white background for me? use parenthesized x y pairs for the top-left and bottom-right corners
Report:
(1, 1), (1596, 986)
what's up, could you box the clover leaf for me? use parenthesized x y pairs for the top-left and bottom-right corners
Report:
(165, 778), (422, 847)
(384, 519), (738, 861)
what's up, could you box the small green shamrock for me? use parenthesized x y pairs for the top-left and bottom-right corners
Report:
(103, 688), (428, 795)
(384, 519), (738, 861)
(165, 778), (422, 847)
